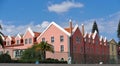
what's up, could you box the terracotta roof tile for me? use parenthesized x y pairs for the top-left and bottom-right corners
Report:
(64, 27), (73, 33)
(34, 32), (41, 37)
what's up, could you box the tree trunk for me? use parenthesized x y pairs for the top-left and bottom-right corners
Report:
(43, 50), (46, 60)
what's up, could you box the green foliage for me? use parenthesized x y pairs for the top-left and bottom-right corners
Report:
(36, 41), (54, 60)
(11, 58), (67, 64)
(92, 21), (99, 34)
(0, 24), (4, 48)
(21, 46), (41, 61)
(117, 21), (120, 41)
(0, 53), (11, 63)
(21, 41), (54, 61)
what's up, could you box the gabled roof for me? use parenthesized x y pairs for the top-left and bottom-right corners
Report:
(104, 37), (107, 42)
(89, 32), (92, 38)
(0, 34), (5, 40)
(6, 35), (12, 40)
(100, 36), (103, 41)
(84, 32), (88, 38)
(92, 30), (97, 39)
(15, 34), (21, 39)
(37, 22), (71, 40)
(23, 27), (34, 38)
(109, 39), (117, 44)
(34, 32), (41, 38)
(64, 28), (74, 33)
(72, 24), (79, 35)
(11, 36), (15, 41)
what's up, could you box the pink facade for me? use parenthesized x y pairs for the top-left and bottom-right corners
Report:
(37, 22), (71, 61)
(0, 21), (110, 63)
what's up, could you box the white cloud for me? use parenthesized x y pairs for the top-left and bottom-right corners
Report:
(0, 21), (50, 36)
(48, 1), (84, 13)
(79, 11), (120, 41)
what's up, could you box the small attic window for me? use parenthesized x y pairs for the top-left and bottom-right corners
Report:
(76, 36), (80, 43)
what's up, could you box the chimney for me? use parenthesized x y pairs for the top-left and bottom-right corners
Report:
(69, 19), (72, 35)
(82, 24), (84, 36)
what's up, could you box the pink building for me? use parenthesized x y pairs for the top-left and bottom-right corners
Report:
(0, 27), (40, 59)
(37, 22), (72, 61)
(0, 20), (110, 63)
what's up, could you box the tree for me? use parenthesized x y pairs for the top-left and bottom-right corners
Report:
(117, 20), (120, 45)
(92, 21), (99, 34)
(21, 41), (54, 61)
(0, 24), (4, 48)
(21, 45), (41, 61)
(36, 41), (54, 60)
(0, 53), (11, 63)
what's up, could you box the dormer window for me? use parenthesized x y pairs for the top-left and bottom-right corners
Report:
(25, 39), (28, 44)
(6, 41), (10, 46)
(29, 38), (32, 44)
(17, 40), (20, 44)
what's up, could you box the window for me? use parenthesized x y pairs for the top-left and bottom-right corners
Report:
(29, 38), (32, 44)
(96, 41), (98, 44)
(15, 50), (19, 58)
(76, 36), (80, 43)
(25, 39), (28, 44)
(7, 41), (10, 46)
(42, 38), (45, 42)
(17, 40), (20, 44)
(112, 44), (114, 51)
(60, 35), (64, 42)
(51, 36), (54, 43)
(20, 50), (23, 56)
(15, 50), (23, 58)
(60, 45), (64, 52)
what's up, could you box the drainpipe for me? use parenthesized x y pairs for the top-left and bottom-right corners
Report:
(69, 19), (73, 64)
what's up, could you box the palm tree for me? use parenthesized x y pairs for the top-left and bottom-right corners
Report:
(0, 24), (4, 48)
(35, 41), (54, 60)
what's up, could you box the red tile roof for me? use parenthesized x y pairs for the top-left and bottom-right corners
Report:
(64, 27), (73, 33)
(34, 32), (41, 37)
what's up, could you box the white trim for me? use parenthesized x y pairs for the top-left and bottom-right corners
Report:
(67, 35), (71, 59)
(23, 27), (34, 38)
(100, 36), (103, 41)
(15, 34), (21, 39)
(0, 34), (5, 41)
(37, 22), (71, 40)
(92, 30), (97, 39)
(6, 35), (12, 41)
(89, 32), (92, 38)
(104, 37), (106, 42)
(72, 24), (79, 35)
(84, 32), (87, 38)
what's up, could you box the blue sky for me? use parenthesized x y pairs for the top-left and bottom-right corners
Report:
(0, 0), (120, 42)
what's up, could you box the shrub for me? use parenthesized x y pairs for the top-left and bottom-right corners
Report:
(0, 53), (11, 63)
(11, 58), (67, 64)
